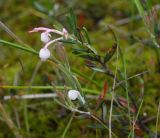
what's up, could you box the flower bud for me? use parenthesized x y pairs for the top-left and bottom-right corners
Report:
(41, 32), (51, 43)
(68, 90), (80, 100)
(62, 28), (68, 39)
(39, 48), (51, 61)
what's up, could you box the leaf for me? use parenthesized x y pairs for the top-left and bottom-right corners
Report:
(0, 39), (38, 55)
(72, 48), (99, 61)
(84, 43), (97, 55)
(75, 114), (89, 119)
(96, 81), (108, 111)
(59, 39), (77, 44)
(79, 54), (99, 61)
(82, 27), (91, 44)
(72, 48), (88, 54)
(91, 67), (106, 73)
(57, 64), (78, 90)
(104, 43), (117, 63)
(67, 8), (77, 36)
(118, 97), (136, 113)
(85, 60), (96, 68)
(76, 28), (85, 43)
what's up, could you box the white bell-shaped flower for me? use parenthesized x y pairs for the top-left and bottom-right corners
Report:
(39, 48), (51, 61)
(68, 90), (80, 100)
(41, 32), (51, 43)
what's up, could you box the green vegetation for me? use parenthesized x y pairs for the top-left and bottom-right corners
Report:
(0, 0), (160, 137)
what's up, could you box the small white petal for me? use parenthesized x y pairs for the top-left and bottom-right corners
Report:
(39, 48), (51, 61)
(41, 32), (51, 43)
(68, 90), (79, 100)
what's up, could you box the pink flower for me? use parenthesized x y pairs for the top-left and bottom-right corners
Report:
(39, 48), (51, 61)
(29, 27), (69, 61)
(41, 32), (51, 43)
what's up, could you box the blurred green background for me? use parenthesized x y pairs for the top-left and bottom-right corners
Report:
(0, 0), (160, 137)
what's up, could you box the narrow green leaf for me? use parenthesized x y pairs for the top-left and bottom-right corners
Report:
(67, 8), (77, 36)
(59, 39), (77, 44)
(72, 48), (88, 53)
(82, 27), (91, 44)
(91, 67), (106, 73)
(79, 54), (99, 61)
(61, 113), (74, 138)
(0, 39), (38, 55)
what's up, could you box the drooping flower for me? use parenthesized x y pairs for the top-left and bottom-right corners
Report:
(41, 32), (51, 43)
(68, 89), (85, 104)
(68, 90), (80, 100)
(39, 48), (51, 61)
(29, 27), (69, 61)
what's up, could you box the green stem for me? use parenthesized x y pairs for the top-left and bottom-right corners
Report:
(0, 85), (99, 94)
(134, 0), (159, 48)
(61, 113), (74, 138)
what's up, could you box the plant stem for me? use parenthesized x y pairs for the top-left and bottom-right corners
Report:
(0, 85), (100, 94)
(61, 113), (75, 138)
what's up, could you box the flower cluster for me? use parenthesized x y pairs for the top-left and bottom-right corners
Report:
(29, 27), (69, 61)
